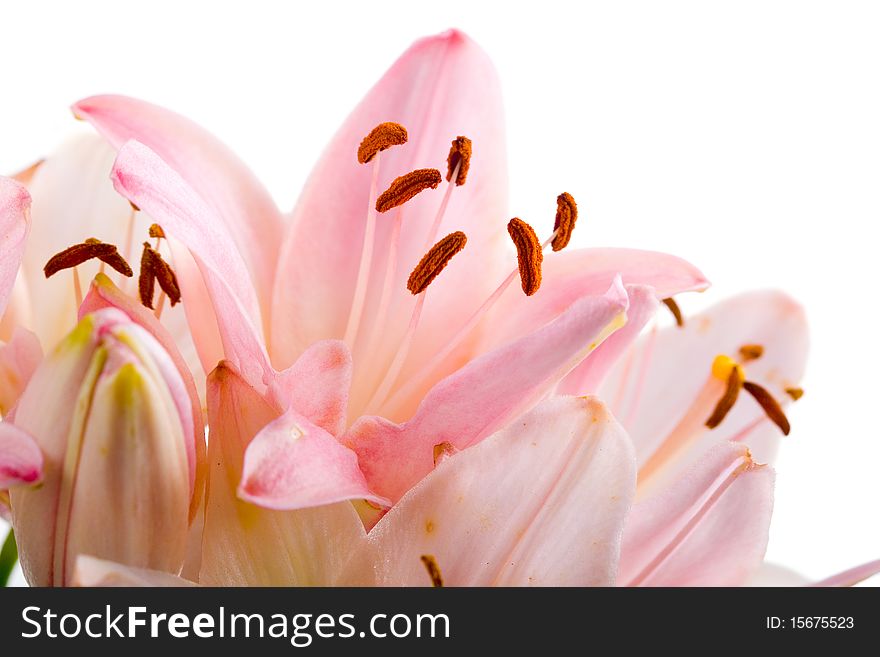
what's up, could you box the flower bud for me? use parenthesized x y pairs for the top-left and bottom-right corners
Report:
(8, 308), (195, 586)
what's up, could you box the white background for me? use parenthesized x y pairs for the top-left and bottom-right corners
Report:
(2, 0), (877, 583)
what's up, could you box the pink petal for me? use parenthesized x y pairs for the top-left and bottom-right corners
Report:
(239, 406), (387, 512)
(80, 273), (206, 520)
(558, 285), (660, 395)
(809, 560), (880, 587)
(271, 340), (352, 437)
(0, 422), (42, 488)
(363, 396), (636, 586)
(0, 327), (42, 417)
(478, 247), (709, 353)
(110, 140), (272, 390)
(72, 555), (196, 587)
(345, 278), (629, 503)
(600, 290), (808, 477)
(72, 94), (283, 325)
(746, 563), (809, 586)
(0, 176), (31, 317)
(618, 442), (775, 586)
(271, 30), (509, 379)
(202, 363), (374, 585)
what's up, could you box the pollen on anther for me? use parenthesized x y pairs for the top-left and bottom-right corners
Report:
(785, 387), (804, 401)
(148, 223), (166, 239)
(446, 136), (472, 185)
(357, 122), (408, 164)
(420, 555), (444, 588)
(139, 242), (182, 309)
(44, 239), (132, 278)
(551, 192), (578, 251)
(407, 232), (468, 295)
(376, 168), (442, 213)
(507, 218), (543, 296)
(739, 344), (764, 362)
(706, 366), (743, 429)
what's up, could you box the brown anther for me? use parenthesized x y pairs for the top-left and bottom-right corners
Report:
(705, 366), (743, 429)
(662, 297), (684, 328)
(407, 231), (468, 295)
(44, 239), (132, 278)
(446, 136), (472, 186)
(148, 223), (166, 239)
(433, 441), (457, 466)
(743, 381), (791, 436)
(420, 555), (444, 587)
(785, 387), (804, 401)
(139, 242), (182, 309)
(138, 243), (157, 309)
(357, 122), (408, 164)
(739, 344), (764, 362)
(507, 218), (543, 296)
(129, 201), (140, 212)
(551, 192), (578, 251)
(376, 168), (442, 213)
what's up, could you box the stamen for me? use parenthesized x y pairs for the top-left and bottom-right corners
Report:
(743, 381), (791, 435)
(138, 243), (156, 309)
(507, 218), (543, 296)
(139, 242), (182, 310)
(446, 136), (472, 186)
(376, 168), (442, 213)
(357, 122), (408, 164)
(662, 297), (684, 328)
(44, 239), (131, 278)
(420, 555), (444, 587)
(785, 386), (804, 401)
(407, 231), (468, 295)
(551, 192), (578, 251)
(739, 344), (764, 362)
(148, 223), (166, 239)
(705, 365), (744, 429)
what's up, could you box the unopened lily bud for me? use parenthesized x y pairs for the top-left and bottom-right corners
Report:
(8, 308), (195, 586)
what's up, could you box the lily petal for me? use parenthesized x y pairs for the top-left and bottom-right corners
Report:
(599, 290), (808, 476)
(238, 403), (387, 511)
(0, 176), (31, 317)
(72, 555), (196, 587)
(618, 442), (775, 586)
(202, 363), (374, 586)
(72, 94), (283, 329)
(0, 422), (42, 488)
(0, 328), (42, 416)
(363, 396), (636, 586)
(110, 140), (272, 390)
(271, 340), (352, 437)
(346, 278), (629, 503)
(479, 247), (708, 353)
(809, 560), (880, 587)
(271, 29), (509, 379)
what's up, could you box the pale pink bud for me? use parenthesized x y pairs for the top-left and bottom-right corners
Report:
(9, 308), (194, 586)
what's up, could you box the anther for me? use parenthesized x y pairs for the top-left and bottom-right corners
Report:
(739, 344), (764, 362)
(662, 297), (684, 328)
(446, 136), (472, 185)
(507, 218), (543, 296)
(743, 381), (791, 436)
(357, 122), (408, 164)
(407, 231), (468, 295)
(785, 387), (804, 401)
(551, 192), (578, 251)
(139, 242), (182, 309)
(705, 364), (744, 429)
(433, 442), (457, 466)
(376, 168), (442, 213)
(44, 239), (132, 278)
(420, 555), (444, 587)
(148, 223), (166, 239)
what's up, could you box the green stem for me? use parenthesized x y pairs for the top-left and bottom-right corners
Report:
(0, 528), (18, 587)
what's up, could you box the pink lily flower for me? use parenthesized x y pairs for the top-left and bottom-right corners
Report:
(3, 28), (875, 588)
